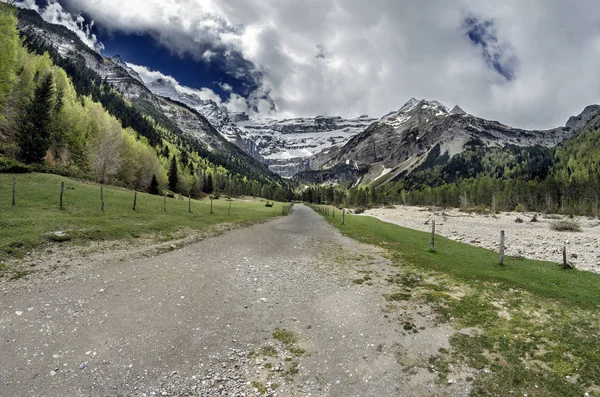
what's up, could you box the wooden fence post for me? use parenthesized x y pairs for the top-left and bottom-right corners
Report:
(499, 230), (505, 265)
(133, 191), (137, 211)
(12, 176), (16, 207)
(430, 220), (436, 252)
(101, 187), (104, 211)
(59, 181), (65, 210)
(189, 195), (192, 213)
(333, 208), (335, 219)
(228, 202), (231, 216)
(163, 193), (167, 212)
(210, 198), (213, 214)
(342, 209), (345, 225)
(563, 246), (568, 269)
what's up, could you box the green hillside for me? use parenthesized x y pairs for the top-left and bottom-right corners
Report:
(0, 173), (288, 275)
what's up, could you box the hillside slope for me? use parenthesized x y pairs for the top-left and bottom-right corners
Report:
(15, 8), (281, 188)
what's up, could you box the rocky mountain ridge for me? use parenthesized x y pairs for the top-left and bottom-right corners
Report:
(299, 97), (600, 185)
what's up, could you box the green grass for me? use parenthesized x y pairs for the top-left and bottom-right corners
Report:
(260, 345), (278, 357)
(272, 328), (297, 345)
(322, 210), (600, 310)
(251, 381), (268, 394)
(312, 206), (600, 397)
(0, 173), (289, 268)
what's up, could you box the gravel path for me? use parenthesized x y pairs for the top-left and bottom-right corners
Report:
(0, 204), (465, 396)
(363, 206), (600, 274)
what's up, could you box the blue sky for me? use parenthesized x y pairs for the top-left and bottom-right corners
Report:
(97, 31), (248, 100)
(15, 0), (600, 128)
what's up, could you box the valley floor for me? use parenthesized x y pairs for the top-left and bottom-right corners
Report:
(0, 205), (468, 396)
(363, 206), (600, 274)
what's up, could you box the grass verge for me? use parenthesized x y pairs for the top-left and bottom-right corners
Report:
(313, 206), (600, 397)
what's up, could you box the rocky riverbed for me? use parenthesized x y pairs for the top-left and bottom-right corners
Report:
(363, 206), (600, 274)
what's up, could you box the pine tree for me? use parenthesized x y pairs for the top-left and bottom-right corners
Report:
(148, 174), (159, 195)
(203, 173), (213, 194)
(18, 73), (55, 163)
(168, 155), (178, 191)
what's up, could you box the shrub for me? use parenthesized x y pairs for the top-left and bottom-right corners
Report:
(530, 214), (539, 223)
(0, 157), (31, 173)
(550, 220), (582, 232)
(265, 201), (273, 207)
(354, 207), (366, 214)
(471, 205), (489, 214)
(543, 214), (561, 220)
(30, 164), (87, 179)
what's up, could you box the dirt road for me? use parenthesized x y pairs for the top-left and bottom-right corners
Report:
(0, 205), (463, 396)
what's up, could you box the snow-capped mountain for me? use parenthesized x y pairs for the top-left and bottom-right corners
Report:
(235, 115), (377, 177)
(124, 65), (377, 177)
(302, 97), (600, 184)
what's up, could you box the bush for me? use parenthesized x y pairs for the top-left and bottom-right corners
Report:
(514, 203), (526, 212)
(550, 220), (582, 232)
(543, 214), (561, 220)
(530, 214), (539, 223)
(354, 207), (366, 214)
(265, 201), (273, 207)
(471, 205), (489, 214)
(30, 163), (88, 179)
(0, 157), (31, 173)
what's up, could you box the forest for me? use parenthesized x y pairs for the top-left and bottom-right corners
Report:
(0, 4), (291, 202)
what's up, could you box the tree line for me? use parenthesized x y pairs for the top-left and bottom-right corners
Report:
(300, 139), (600, 216)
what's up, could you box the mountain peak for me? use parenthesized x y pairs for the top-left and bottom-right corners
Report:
(398, 98), (449, 114)
(423, 99), (449, 113)
(450, 105), (466, 115)
(399, 97), (420, 112)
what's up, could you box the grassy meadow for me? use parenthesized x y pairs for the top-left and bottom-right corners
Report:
(313, 205), (600, 397)
(0, 173), (289, 264)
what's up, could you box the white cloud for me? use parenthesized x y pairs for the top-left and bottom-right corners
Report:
(219, 82), (233, 92)
(128, 63), (251, 114)
(225, 93), (250, 113)
(11, 0), (39, 12)
(35, 1), (600, 128)
(13, 0), (105, 52)
(202, 50), (215, 61)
